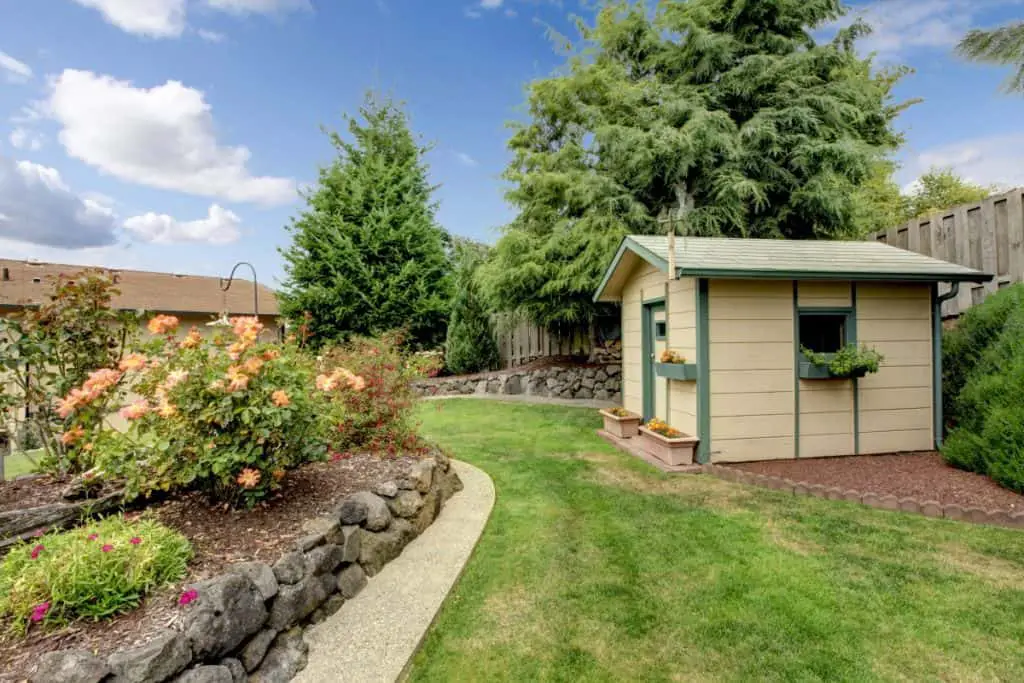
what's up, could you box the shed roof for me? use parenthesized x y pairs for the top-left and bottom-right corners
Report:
(594, 235), (992, 302)
(0, 259), (279, 317)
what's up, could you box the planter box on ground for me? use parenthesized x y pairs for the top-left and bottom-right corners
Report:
(600, 410), (642, 439)
(638, 427), (699, 467)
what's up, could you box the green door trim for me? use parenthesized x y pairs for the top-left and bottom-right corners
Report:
(852, 283), (860, 455)
(641, 300), (665, 421)
(696, 279), (711, 463)
(792, 282), (800, 458)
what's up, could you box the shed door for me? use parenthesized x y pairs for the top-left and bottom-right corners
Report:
(642, 302), (667, 421)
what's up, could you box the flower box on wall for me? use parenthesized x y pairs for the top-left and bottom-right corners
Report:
(654, 363), (698, 381)
(600, 409), (642, 439)
(638, 426), (700, 466)
(798, 360), (868, 380)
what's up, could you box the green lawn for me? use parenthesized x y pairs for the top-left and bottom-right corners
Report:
(2, 449), (39, 480)
(410, 400), (1024, 682)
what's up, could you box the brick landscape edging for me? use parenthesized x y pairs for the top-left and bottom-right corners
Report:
(701, 464), (1024, 530)
(29, 452), (464, 683)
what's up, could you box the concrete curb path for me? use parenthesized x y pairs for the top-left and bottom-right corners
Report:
(294, 460), (495, 683)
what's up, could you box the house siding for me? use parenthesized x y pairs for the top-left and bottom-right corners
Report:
(620, 262), (668, 416)
(667, 277), (697, 436)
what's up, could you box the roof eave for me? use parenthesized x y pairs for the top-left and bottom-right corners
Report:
(593, 236), (669, 302)
(674, 267), (993, 283)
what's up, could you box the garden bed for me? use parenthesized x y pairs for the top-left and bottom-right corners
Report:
(0, 452), (414, 679)
(728, 452), (1024, 512)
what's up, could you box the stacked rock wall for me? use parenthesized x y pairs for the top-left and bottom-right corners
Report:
(414, 363), (622, 402)
(31, 455), (463, 683)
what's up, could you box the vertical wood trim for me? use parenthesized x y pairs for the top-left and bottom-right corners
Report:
(696, 279), (711, 463)
(852, 282), (860, 456)
(1008, 190), (1024, 286)
(792, 281), (800, 459)
(981, 196), (999, 294)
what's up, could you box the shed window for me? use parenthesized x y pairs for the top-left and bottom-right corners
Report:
(799, 313), (848, 354)
(655, 321), (667, 340)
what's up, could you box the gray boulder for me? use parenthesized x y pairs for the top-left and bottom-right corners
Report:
(304, 543), (345, 575)
(400, 459), (434, 493)
(174, 666), (233, 683)
(31, 651), (110, 683)
(266, 574), (328, 631)
(372, 480), (399, 498)
(359, 518), (415, 576)
(439, 470), (464, 502)
(272, 551), (306, 585)
(575, 388), (594, 400)
(249, 628), (308, 683)
(183, 573), (267, 661)
(300, 515), (338, 540)
(108, 632), (192, 683)
(227, 561), (278, 601)
(414, 487), (442, 534)
(336, 563), (367, 599)
(338, 525), (361, 563)
(387, 489), (424, 518)
(310, 594), (346, 624)
(239, 628), (278, 672)
(503, 375), (523, 395)
(218, 659), (246, 683)
(336, 491), (391, 531)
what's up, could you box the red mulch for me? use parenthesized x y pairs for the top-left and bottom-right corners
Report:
(0, 453), (414, 681)
(729, 452), (1024, 512)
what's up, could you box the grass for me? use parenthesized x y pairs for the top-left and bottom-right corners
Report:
(2, 450), (40, 480)
(409, 400), (1024, 682)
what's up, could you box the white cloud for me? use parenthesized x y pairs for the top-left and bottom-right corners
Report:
(0, 156), (120, 248)
(454, 151), (479, 167)
(9, 128), (44, 151)
(197, 28), (227, 42)
(903, 133), (1024, 190)
(480, 0), (503, 7)
(71, 0), (187, 37)
(124, 204), (242, 245)
(464, 8), (482, 18)
(0, 50), (32, 83)
(203, 0), (311, 14)
(47, 69), (296, 205)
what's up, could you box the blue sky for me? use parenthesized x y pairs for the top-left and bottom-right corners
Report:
(0, 0), (1022, 287)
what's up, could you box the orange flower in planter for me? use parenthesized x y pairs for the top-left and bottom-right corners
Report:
(646, 418), (683, 438)
(236, 468), (261, 489)
(659, 349), (686, 364)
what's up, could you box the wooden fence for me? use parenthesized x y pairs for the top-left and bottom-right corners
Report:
(495, 318), (594, 368)
(872, 187), (1024, 318)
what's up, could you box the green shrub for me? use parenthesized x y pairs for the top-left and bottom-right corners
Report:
(0, 516), (191, 632)
(445, 243), (500, 376)
(802, 344), (884, 378)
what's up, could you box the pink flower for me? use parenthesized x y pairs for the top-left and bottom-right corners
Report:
(119, 400), (150, 421)
(32, 528), (46, 538)
(178, 589), (199, 606)
(130, 537), (142, 545)
(30, 544), (44, 559)
(87, 533), (98, 541)
(101, 544), (114, 553)
(30, 602), (50, 623)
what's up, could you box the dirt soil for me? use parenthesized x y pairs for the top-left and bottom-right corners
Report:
(0, 453), (414, 681)
(730, 452), (1024, 512)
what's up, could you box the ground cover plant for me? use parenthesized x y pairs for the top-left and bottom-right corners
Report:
(0, 515), (191, 633)
(410, 400), (1024, 682)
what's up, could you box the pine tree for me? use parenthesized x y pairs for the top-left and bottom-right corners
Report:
(478, 0), (907, 328)
(280, 94), (453, 349)
(444, 240), (500, 375)
(958, 22), (1024, 93)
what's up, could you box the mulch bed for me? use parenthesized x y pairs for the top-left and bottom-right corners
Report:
(0, 453), (414, 680)
(729, 452), (1024, 512)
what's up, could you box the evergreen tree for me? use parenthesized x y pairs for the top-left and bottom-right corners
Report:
(958, 22), (1024, 93)
(901, 168), (993, 219)
(444, 240), (500, 375)
(478, 0), (906, 328)
(280, 94), (453, 349)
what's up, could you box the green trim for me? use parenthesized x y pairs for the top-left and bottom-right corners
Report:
(676, 266), (991, 284)
(655, 363), (698, 381)
(593, 236), (670, 302)
(696, 279), (711, 463)
(641, 301), (665, 421)
(932, 283), (959, 448)
(643, 295), (666, 305)
(852, 283), (860, 455)
(793, 282), (800, 459)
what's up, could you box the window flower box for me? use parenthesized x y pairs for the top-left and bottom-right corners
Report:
(600, 409), (642, 439)
(639, 426), (700, 466)
(654, 363), (698, 381)
(798, 359), (870, 380)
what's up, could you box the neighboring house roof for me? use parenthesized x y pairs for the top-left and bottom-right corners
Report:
(595, 235), (993, 302)
(0, 259), (280, 317)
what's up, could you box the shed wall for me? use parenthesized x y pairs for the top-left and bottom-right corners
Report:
(667, 277), (697, 436)
(620, 262), (668, 416)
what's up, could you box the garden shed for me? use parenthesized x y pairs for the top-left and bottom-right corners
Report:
(594, 236), (991, 464)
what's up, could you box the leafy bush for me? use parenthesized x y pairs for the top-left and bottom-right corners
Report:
(72, 316), (346, 507)
(0, 516), (191, 632)
(444, 242), (500, 375)
(319, 331), (437, 455)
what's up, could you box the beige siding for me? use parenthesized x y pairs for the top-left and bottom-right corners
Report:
(667, 277), (697, 435)
(708, 279), (795, 462)
(798, 280), (852, 307)
(620, 262), (668, 415)
(857, 283), (933, 453)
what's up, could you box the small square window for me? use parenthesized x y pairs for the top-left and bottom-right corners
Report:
(655, 321), (667, 340)
(799, 313), (847, 354)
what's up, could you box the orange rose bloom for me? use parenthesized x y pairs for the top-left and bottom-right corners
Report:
(118, 353), (148, 372)
(147, 314), (180, 335)
(271, 390), (290, 407)
(236, 468), (261, 489)
(61, 425), (86, 446)
(179, 327), (202, 349)
(119, 400), (150, 421)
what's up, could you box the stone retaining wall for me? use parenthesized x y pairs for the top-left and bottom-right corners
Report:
(703, 464), (1024, 530)
(31, 454), (464, 683)
(414, 363), (622, 402)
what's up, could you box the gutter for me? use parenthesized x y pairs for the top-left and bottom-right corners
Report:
(932, 282), (960, 449)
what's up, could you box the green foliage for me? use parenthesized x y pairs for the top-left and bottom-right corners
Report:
(901, 168), (992, 220)
(319, 332), (439, 455)
(444, 242), (500, 375)
(942, 284), (1024, 492)
(802, 344), (883, 378)
(85, 317), (340, 507)
(479, 0), (907, 326)
(279, 93), (453, 350)
(0, 270), (140, 475)
(0, 516), (191, 633)
(958, 21), (1024, 93)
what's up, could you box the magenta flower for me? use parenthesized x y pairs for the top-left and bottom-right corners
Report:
(178, 589), (199, 607)
(30, 544), (44, 560)
(32, 528), (46, 538)
(29, 602), (50, 623)
(87, 533), (99, 541)
(130, 537), (142, 545)
(101, 544), (114, 553)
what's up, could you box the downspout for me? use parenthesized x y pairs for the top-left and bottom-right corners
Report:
(933, 282), (960, 449)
